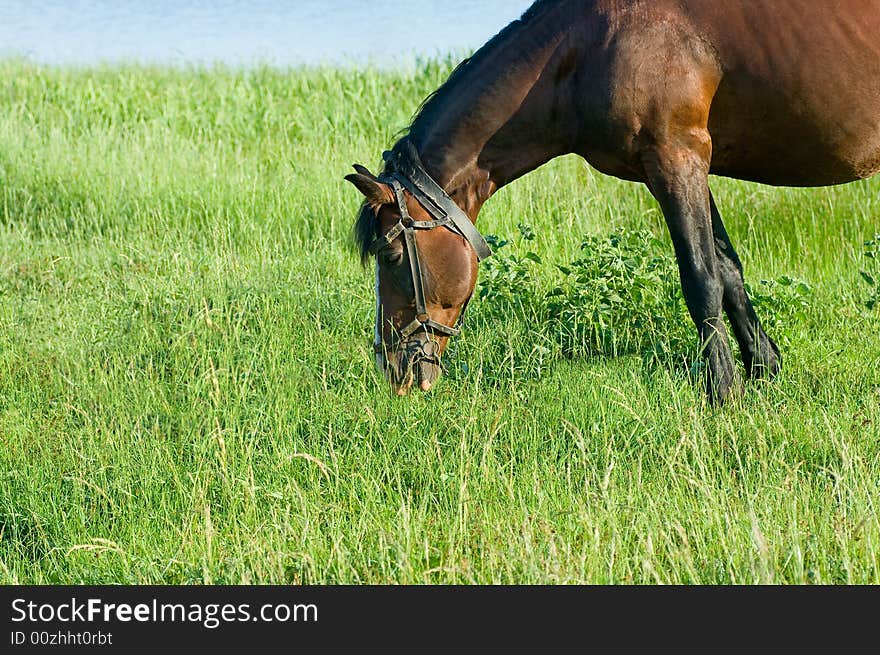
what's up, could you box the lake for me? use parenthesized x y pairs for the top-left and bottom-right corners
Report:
(0, 0), (536, 67)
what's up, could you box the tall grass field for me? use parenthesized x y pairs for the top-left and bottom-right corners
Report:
(1, 59), (878, 584)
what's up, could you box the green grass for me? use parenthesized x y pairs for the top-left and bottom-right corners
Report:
(0, 58), (878, 584)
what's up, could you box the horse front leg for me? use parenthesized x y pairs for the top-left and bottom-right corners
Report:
(642, 141), (739, 404)
(709, 192), (781, 379)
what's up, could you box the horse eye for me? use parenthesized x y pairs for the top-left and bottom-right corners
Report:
(382, 250), (403, 267)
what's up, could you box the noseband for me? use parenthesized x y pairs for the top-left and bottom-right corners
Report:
(368, 142), (492, 356)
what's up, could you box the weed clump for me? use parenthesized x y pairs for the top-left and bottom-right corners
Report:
(860, 234), (880, 310)
(476, 224), (814, 376)
(478, 225), (689, 362)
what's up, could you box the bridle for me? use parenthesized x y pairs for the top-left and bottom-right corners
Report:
(368, 140), (492, 361)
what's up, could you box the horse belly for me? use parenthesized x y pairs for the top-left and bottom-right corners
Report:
(707, 78), (880, 187)
(695, 1), (880, 186)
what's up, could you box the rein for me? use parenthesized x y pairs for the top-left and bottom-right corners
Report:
(368, 141), (492, 356)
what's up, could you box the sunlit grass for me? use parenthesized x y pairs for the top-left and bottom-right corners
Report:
(0, 59), (878, 583)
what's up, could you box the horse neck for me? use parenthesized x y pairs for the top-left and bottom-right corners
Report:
(408, 5), (578, 222)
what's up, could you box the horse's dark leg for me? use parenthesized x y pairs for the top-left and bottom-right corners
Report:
(709, 193), (781, 379)
(643, 146), (739, 404)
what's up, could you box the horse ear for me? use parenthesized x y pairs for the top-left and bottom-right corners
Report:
(352, 164), (376, 179)
(345, 172), (394, 206)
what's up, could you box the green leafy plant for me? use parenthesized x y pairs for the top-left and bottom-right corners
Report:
(478, 224), (544, 311)
(478, 227), (691, 361)
(745, 275), (814, 342)
(477, 226), (815, 366)
(860, 234), (880, 310)
(546, 229), (689, 358)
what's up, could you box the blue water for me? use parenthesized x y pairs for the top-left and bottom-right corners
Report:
(0, 1), (535, 67)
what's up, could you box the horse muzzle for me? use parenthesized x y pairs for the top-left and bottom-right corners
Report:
(377, 335), (443, 395)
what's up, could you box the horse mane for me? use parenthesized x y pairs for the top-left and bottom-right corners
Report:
(406, 0), (561, 147)
(353, 0), (565, 264)
(353, 202), (378, 266)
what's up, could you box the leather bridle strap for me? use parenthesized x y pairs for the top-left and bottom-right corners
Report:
(369, 141), (492, 352)
(371, 179), (462, 349)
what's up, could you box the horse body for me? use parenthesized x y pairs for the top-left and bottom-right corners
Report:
(698, 1), (880, 184)
(582, 0), (880, 186)
(480, 0), (880, 184)
(348, 0), (880, 400)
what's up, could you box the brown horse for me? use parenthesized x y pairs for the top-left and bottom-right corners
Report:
(345, 0), (880, 402)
